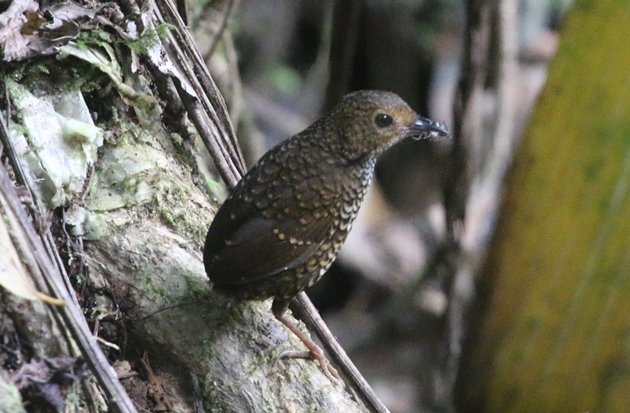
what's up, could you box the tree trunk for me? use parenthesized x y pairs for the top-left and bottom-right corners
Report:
(456, 0), (630, 411)
(0, 0), (364, 411)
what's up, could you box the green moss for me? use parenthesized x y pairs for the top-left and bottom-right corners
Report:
(9, 54), (104, 96)
(83, 212), (111, 241)
(205, 177), (228, 203)
(124, 24), (176, 56)
(155, 23), (176, 39)
(167, 132), (199, 172)
(102, 109), (144, 146)
(9, 123), (29, 139)
(170, 132), (184, 146)
(75, 29), (114, 49)
(156, 183), (210, 246)
(9, 63), (50, 85)
(143, 280), (168, 301)
(182, 276), (211, 302)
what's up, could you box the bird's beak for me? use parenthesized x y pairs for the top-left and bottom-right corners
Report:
(408, 116), (450, 140)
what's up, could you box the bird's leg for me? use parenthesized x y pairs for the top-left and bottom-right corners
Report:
(272, 299), (340, 381)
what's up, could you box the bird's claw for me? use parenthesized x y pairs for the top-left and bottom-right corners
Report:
(281, 349), (341, 383)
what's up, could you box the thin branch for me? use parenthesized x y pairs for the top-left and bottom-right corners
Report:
(194, 0), (238, 59)
(0, 118), (137, 413)
(445, 0), (493, 237)
(293, 293), (391, 413)
(151, 0), (247, 185)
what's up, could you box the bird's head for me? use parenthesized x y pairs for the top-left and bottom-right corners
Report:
(327, 90), (449, 162)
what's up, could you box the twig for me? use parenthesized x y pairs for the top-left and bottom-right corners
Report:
(175, 0), (188, 25)
(293, 293), (391, 413)
(445, 0), (493, 237)
(151, 0), (246, 187)
(194, 0), (237, 59)
(0, 118), (137, 413)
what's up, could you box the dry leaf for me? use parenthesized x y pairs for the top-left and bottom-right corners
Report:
(0, 213), (64, 306)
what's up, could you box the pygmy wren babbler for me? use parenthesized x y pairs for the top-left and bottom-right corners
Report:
(204, 90), (449, 377)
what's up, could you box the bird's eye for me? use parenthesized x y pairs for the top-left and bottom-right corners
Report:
(374, 113), (394, 128)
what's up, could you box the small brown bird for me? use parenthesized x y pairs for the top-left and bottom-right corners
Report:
(204, 90), (448, 377)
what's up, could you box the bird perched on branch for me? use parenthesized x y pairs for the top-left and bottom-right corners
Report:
(204, 90), (449, 378)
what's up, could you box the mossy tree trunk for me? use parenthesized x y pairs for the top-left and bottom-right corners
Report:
(0, 0), (365, 411)
(457, 0), (630, 411)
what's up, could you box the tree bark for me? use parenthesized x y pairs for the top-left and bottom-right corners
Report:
(456, 0), (630, 411)
(0, 0), (365, 411)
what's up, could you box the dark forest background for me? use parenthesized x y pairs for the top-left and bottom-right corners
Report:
(2, 0), (629, 412)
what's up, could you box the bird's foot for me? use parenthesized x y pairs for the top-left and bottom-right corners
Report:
(276, 313), (341, 382)
(281, 349), (340, 382)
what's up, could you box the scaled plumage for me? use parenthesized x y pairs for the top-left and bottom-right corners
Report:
(204, 90), (449, 377)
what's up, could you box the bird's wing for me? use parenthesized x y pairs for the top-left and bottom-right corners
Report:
(204, 193), (334, 287)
